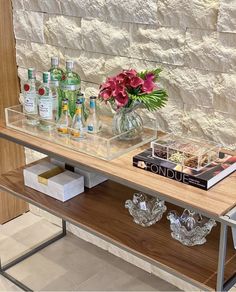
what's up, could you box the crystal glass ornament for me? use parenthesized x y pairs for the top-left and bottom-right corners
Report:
(125, 193), (167, 227)
(167, 209), (216, 246)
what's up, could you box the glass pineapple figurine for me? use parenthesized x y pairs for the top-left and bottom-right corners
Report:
(57, 98), (72, 136)
(70, 99), (86, 141)
(23, 68), (40, 125)
(60, 60), (81, 118)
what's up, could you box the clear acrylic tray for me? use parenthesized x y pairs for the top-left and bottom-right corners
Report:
(151, 133), (220, 171)
(5, 105), (157, 161)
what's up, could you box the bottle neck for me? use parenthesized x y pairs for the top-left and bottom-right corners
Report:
(51, 64), (58, 69)
(90, 99), (96, 112)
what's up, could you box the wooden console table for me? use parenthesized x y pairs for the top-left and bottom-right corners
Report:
(0, 121), (235, 291)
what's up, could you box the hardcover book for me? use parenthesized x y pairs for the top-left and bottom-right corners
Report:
(133, 149), (236, 190)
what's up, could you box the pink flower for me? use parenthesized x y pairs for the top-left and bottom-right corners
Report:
(130, 76), (144, 88)
(123, 69), (137, 77)
(99, 88), (113, 101)
(142, 73), (156, 93)
(115, 91), (129, 107)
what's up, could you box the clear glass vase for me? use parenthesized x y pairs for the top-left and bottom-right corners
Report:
(112, 106), (143, 140)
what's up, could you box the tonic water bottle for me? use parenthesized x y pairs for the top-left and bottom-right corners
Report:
(70, 100), (86, 141)
(38, 72), (57, 131)
(49, 56), (64, 118)
(60, 60), (81, 118)
(23, 68), (40, 126)
(76, 92), (89, 125)
(86, 96), (101, 134)
(57, 98), (72, 137)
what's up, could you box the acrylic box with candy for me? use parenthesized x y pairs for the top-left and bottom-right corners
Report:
(150, 134), (220, 171)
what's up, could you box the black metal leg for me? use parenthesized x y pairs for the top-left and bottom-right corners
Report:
(0, 219), (66, 291)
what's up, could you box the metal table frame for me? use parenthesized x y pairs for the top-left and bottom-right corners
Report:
(0, 220), (67, 291)
(0, 132), (235, 291)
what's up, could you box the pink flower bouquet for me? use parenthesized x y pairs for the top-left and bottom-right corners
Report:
(99, 68), (168, 111)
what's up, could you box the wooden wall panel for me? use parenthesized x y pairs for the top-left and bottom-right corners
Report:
(0, 0), (28, 223)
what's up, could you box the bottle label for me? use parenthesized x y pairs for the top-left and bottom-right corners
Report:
(71, 130), (80, 138)
(57, 127), (69, 134)
(24, 93), (37, 114)
(75, 108), (81, 115)
(39, 98), (53, 120)
(60, 84), (80, 91)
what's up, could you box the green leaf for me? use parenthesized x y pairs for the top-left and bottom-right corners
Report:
(137, 68), (163, 81)
(129, 89), (168, 112)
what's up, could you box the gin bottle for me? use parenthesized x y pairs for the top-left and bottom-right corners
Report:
(86, 96), (101, 134)
(38, 72), (57, 131)
(60, 60), (81, 118)
(57, 98), (72, 136)
(49, 56), (64, 118)
(23, 68), (40, 125)
(70, 100), (86, 141)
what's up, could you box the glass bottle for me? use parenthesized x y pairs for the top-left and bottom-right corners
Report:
(76, 92), (88, 125)
(60, 60), (81, 118)
(38, 72), (57, 131)
(49, 56), (64, 118)
(70, 100), (86, 141)
(23, 68), (40, 126)
(86, 96), (101, 134)
(57, 98), (72, 136)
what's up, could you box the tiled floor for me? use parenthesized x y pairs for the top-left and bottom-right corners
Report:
(0, 212), (180, 291)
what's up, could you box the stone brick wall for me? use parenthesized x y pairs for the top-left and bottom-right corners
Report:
(12, 0), (236, 146)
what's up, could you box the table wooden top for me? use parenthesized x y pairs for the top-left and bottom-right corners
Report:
(0, 121), (236, 218)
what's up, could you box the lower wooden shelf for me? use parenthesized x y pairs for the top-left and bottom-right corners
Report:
(0, 164), (235, 290)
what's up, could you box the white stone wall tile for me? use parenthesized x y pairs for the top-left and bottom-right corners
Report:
(16, 40), (65, 72)
(182, 106), (216, 141)
(23, 0), (61, 14)
(218, 0), (236, 33)
(157, 0), (219, 29)
(81, 19), (130, 56)
(44, 15), (82, 49)
(165, 67), (218, 107)
(60, 0), (107, 19)
(12, 0), (24, 10)
(129, 24), (185, 65)
(185, 29), (236, 72)
(106, 0), (157, 24)
(213, 73), (236, 115)
(13, 10), (44, 43)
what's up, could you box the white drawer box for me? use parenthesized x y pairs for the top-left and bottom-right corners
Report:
(24, 161), (84, 202)
(51, 158), (107, 188)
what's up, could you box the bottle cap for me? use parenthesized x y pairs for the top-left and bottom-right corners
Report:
(62, 98), (69, 104)
(76, 99), (83, 105)
(77, 92), (84, 97)
(28, 68), (35, 80)
(43, 72), (50, 83)
(66, 60), (74, 70)
(90, 96), (97, 99)
(51, 56), (59, 66)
